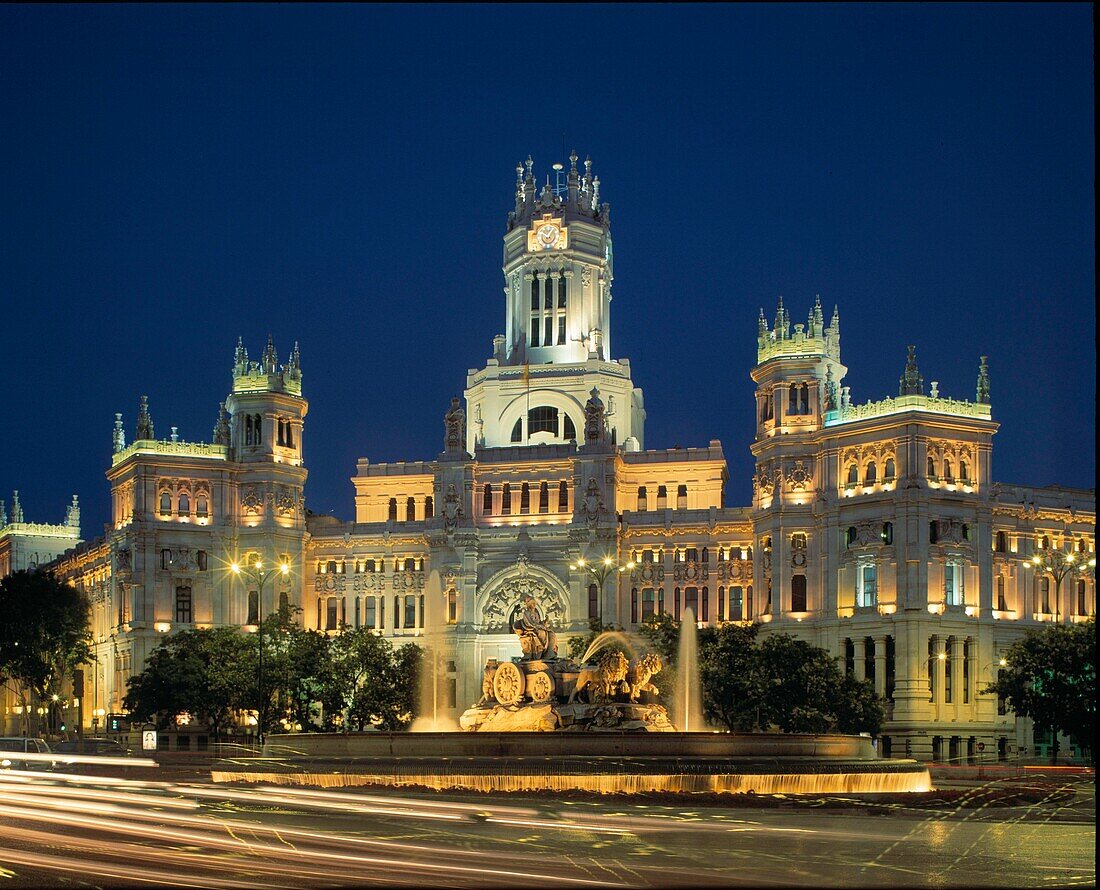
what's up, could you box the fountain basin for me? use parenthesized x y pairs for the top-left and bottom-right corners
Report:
(210, 732), (932, 795)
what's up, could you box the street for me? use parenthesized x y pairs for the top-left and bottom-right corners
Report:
(0, 762), (1093, 887)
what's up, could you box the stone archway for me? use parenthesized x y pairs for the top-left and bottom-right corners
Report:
(477, 560), (569, 633)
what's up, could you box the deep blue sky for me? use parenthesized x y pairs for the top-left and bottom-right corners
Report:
(1, 4), (1094, 534)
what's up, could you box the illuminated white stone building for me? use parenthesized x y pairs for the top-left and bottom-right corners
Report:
(10, 155), (1095, 760)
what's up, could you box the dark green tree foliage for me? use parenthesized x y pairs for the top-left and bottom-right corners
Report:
(699, 622), (767, 731)
(0, 570), (93, 734)
(123, 627), (251, 736)
(256, 606), (332, 732)
(327, 626), (421, 731)
(566, 619), (625, 662)
(983, 618), (1095, 763)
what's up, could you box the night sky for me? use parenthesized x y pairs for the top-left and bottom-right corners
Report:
(1, 4), (1093, 536)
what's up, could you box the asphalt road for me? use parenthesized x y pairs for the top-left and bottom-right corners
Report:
(0, 766), (1093, 888)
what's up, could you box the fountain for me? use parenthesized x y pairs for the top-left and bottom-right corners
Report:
(410, 640), (460, 733)
(218, 596), (932, 795)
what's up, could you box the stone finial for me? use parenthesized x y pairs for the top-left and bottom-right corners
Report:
(757, 308), (768, 340)
(443, 396), (466, 454)
(66, 495), (80, 529)
(112, 412), (126, 453)
(569, 149), (578, 172)
(830, 304), (840, 331)
(234, 337), (248, 373)
(286, 341), (302, 378)
(824, 366), (838, 411)
(262, 334), (278, 374)
(0, 500), (7, 527)
(11, 491), (23, 524)
(213, 402), (231, 446)
(899, 346), (923, 396)
(774, 296), (788, 340)
(170, 426), (179, 443)
(136, 395), (154, 441)
(976, 356), (991, 404)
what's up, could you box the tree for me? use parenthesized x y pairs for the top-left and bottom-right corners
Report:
(326, 627), (421, 731)
(983, 618), (1095, 764)
(0, 570), (93, 735)
(259, 606), (331, 733)
(699, 622), (767, 731)
(124, 627), (251, 737)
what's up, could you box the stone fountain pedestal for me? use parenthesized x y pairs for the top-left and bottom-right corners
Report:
(458, 654), (675, 732)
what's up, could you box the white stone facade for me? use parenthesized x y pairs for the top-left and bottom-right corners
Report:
(6, 156), (1094, 762)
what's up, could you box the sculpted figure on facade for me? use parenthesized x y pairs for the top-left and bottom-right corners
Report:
(510, 596), (559, 660)
(443, 483), (463, 532)
(443, 397), (466, 454)
(584, 387), (606, 443)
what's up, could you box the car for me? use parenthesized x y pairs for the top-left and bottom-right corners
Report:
(52, 737), (133, 757)
(0, 736), (56, 771)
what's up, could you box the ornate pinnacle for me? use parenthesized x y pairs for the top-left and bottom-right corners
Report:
(569, 149), (578, 171)
(136, 395), (154, 441)
(213, 402), (231, 446)
(976, 355), (990, 404)
(112, 412), (126, 453)
(262, 334), (278, 374)
(0, 501), (6, 527)
(899, 345), (924, 396)
(757, 308), (768, 338)
(11, 490), (23, 524)
(66, 495), (80, 528)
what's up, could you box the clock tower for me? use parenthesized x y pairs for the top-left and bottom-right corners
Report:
(465, 153), (645, 451)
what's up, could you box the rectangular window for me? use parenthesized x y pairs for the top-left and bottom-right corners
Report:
(642, 588), (655, 620)
(326, 598), (337, 631)
(557, 315), (566, 345)
(701, 587), (709, 622)
(531, 277), (539, 310)
(530, 318), (540, 347)
(857, 564), (877, 608)
(718, 586), (725, 621)
(631, 589), (638, 624)
(247, 590), (259, 625)
(945, 648), (953, 704)
(684, 587), (698, 620)
(1039, 577), (1051, 613)
(175, 586), (192, 624)
(588, 584), (599, 621)
(558, 277), (567, 307)
(730, 586), (743, 621)
(673, 588), (681, 621)
(365, 596), (376, 629)
(791, 575), (807, 612)
(963, 640), (970, 704)
(405, 595), (417, 629)
(997, 669), (1006, 715)
(945, 563), (964, 606)
(544, 316), (554, 346)
(997, 576), (1007, 612)
(1077, 580), (1087, 615)
(447, 591), (457, 624)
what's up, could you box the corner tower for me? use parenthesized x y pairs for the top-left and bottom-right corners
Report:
(465, 153), (645, 451)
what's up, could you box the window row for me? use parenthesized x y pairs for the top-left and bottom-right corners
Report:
(317, 594), (425, 632)
(926, 636), (974, 705)
(845, 459), (896, 486)
(629, 584), (758, 623)
(317, 557), (424, 574)
(276, 418), (295, 448)
(635, 485), (688, 511)
(387, 496), (434, 522)
(926, 456), (970, 482)
(481, 481), (570, 515)
(842, 636), (896, 699)
(630, 546), (752, 564)
(158, 491), (210, 517)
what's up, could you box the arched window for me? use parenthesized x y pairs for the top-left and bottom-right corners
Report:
(482, 484), (493, 514)
(447, 589), (457, 624)
(178, 493), (190, 515)
(197, 551), (207, 571)
(927, 456), (936, 478)
(159, 492), (171, 515)
(196, 495), (209, 517)
(563, 414), (577, 440)
(791, 575), (807, 612)
(788, 385), (799, 415)
(277, 419), (285, 446)
(1039, 576), (1051, 613)
(1076, 579), (1087, 616)
(943, 460), (954, 481)
(520, 482), (531, 513)
(996, 575), (1006, 611)
(501, 483), (512, 515)
(677, 485), (687, 509)
(1040, 535), (1050, 550)
(641, 588), (655, 620)
(406, 497), (416, 522)
(538, 481), (549, 513)
(588, 584), (599, 620)
(558, 481), (568, 512)
(424, 496), (434, 519)
(285, 423), (294, 448)
(846, 526), (857, 548)
(637, 486), (648, 511)
(531, 276), (540, 310)
(959, 460), (969, 481)
(253, 415), (262, 446)
(510, 419), (522, 443)
(388, 498), (398, 522)
(882, 522), (894, 545)
(884, 458), (896, 480)
(800, 382), (810, 414)
(527, 406), (558, 436)
(656, 486), (668, 509)
(865, 462), (877, 484)
(847, 464), (858, 485)
(995, 531), (1006, 552)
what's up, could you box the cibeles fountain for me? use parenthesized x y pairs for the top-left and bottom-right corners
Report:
(458, 596), (674, 733)
(215, 594), (932, 795)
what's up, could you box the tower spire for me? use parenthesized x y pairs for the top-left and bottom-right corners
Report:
(136, 395), (154, 441)
(976, 355), (990, 404)
(261, 334), (278, 374)
(899, 346), (924, 396)
(213, 402), (230, 446)
(774, 296), (789, 340)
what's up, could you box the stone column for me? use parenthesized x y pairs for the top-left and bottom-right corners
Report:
(874, 635), (887, 698)
(933, 635), (947, 714)
(855, 638), (867, 682)
(948, 636), (961, 713)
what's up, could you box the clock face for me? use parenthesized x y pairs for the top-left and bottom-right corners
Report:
(536, 223), (560, 249)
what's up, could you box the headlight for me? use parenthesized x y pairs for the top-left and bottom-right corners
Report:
(1, 759), (11, 767)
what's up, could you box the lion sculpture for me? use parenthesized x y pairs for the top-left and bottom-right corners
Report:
(569, 650), (629, 703)
(625, 652), (662, 702)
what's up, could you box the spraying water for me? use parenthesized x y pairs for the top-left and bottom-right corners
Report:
(580, 631), (637, 666)
(674, 608), (705, 731)
(410, 641), (459, 732)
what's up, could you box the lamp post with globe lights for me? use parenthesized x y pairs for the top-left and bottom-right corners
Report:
(230, 556), (290, 746)
(1023, 543), (1096, 622)
(569, 554), (635, 627)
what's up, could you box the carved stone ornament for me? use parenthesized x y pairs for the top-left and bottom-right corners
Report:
(241, 486), (263, 515)
(786, 461), (812, 491)
(754, 465), (774, 495)
(481, 576), (566, 633)
(852, 521), (882, 547)
(443, 397), (466, 453)
(116, 548), (132, 571)
(583, 478), (604, 527)
(443, 483), (463, 532)
(352, 573), (386, 592)
(275, 486), (297, 517)
(315, 574), (347, 594)
(791, 533), (807, 568)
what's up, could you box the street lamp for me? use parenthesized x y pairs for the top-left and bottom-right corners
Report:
(569, 554), (635, 627)
(230, 557), (291, 746)
(1024, 544), (1095, 622)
